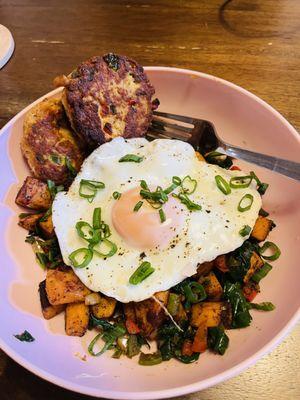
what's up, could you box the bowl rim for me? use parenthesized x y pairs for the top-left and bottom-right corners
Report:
(0, 66), (299, 400)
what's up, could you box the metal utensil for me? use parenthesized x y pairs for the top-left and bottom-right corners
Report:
(148, 111), (300, 181)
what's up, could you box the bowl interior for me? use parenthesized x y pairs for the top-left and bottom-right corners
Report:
(0, 68), (299, 399)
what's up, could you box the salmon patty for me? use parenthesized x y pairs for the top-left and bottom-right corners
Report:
(56, 54), (159, 148)
(21, 97), (85, 186)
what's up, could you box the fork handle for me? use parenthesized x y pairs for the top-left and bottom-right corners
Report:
(224, 144), (300, 181)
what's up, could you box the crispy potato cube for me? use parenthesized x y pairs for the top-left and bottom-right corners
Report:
(18, 212), (43, 231)
(199, 272), (223, 301)
(15, 176), (52, 210)
(251, 216), (273, 242)
(244, 252), (264, 283)
(195, 261), (214, 278)
(46, 267), (91, 305)
(192, 324), (208, 353)
(134, 291), (169, 338)
(39, 280), (65, 320)
(91, 295), (117, 318)
(65, 302), (89, 336)
(191, 302), (231, 328)
(39, 213), (55, 238)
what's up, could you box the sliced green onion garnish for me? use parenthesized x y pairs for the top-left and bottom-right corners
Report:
(39, 206), (52, 222)
(75, 221), (100, 244)
(14, 330), (35, 342)
(249, 302), (275, 311)
(259, 208), (269, 217)
(138, 351), (162, 366)
(250, 171), (269, 195)
(164, 176), (182, 195)
(119, 154), (143, 163)
(79, 179), (105, 202)
(113, 191), (121, 200)
(252, 262), (272, 283)
(36, 252), (48, 268)
(173, 193), (202, 211)
(129, 261), (155, 285)
(181, 175), (197, 194)
(259, 241), (281, 261)
(88, 333), (111, 356)
(49, 154), (63, 164)
(159, 208), (166, 223)
(215, 175), (231, 195)
(239, 225), (251, 237)
(133, 201), (143, 212)
(140, 180), (149, 190)
(183, 281), (206, 303)
(93, 207), (101, 230)
(229, 175), (252, 189)
(238, 194), (254, 212)
(92, 239), (117, 258)
(69, 248), (93, 268)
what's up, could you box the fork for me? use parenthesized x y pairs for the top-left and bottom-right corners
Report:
(148, 111), (300, 181)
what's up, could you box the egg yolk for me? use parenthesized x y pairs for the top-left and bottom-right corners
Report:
(112, 187), (186, 250)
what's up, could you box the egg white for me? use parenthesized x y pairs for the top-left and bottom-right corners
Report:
(52, 138), (262, 303)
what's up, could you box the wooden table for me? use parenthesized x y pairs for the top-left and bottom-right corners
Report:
(0, 1), (299, 399)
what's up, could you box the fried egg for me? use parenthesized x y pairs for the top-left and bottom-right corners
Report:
(52, 138), (262, 302)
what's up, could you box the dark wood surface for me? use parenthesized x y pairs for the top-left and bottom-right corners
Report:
(0, 1), (299, 399)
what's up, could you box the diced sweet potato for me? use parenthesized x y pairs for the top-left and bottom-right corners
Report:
(251, 216), (273, 242)
(214, 255), (229, 272)
(134, 291), (169, 338)
(191, 302), (232, 328)
(39, 280), (65, 320)
(46, 267), (91, 305)
(91, 295), (117, 318)
(15, 176), (52, 210)
(244, 252), (264, 283)
(192, 324), (208, 353)
(65, 302), (89, 336)
(195, 261), (214, 277)
(39, 213), (55, 238)
(199, 272), (223, 301)
(18, 212), (43, 231)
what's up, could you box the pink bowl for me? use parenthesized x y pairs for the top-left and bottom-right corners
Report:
(0, 67), (299, 399)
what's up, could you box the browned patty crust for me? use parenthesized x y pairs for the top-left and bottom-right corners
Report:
(60, 54), (159, 148)
(22, 98), (85, 185)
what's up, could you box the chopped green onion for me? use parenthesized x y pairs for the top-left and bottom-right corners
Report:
(36, 252), (48, 268)
(208, 326), (229, 355)
(79, 179), (105, 202)
(140, 180), (149, 190)
(119, 154), (143, 163)
(249, 302), (275, 311)
(14, 330), (35, 342)
(133, 201), (143, 212)
(250, 171), (269, 195)
(113, 191), (121, 200)
(167, 293), (181, 316)
(39, 207), (52, 222)
(229, 175), (252, 189)
(138, 351), (162, 366)
(174, 350), (200, 364)
(88, 333), (111, 356)
(163, 176), (182, 195)
(259, 241), (281, 261)
(49, 154), (63, 164)
(205, 151), (233, 169)
(75, 221), (100, 244)
(215, 175), (231, 195)
(47, 180), (64, 199)
(159, 208), (166, 223)
(93, 207), (101, 230)
(183, 282), (206, 304)
(181, 175), (197, 194)
(69, 248), (93, 268)
(173, 193), (202, 211)
(172, 176), (182, 186)
(239, 225), (251, 237)
(126, 335), (141, 358)
(92, 239), (117, 258)
(252, 262), (273, 283)
(238, 194), (254, 212)
(129, 261), (155, 285)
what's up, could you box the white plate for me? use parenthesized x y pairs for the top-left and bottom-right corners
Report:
(0, 67), (299, 399)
